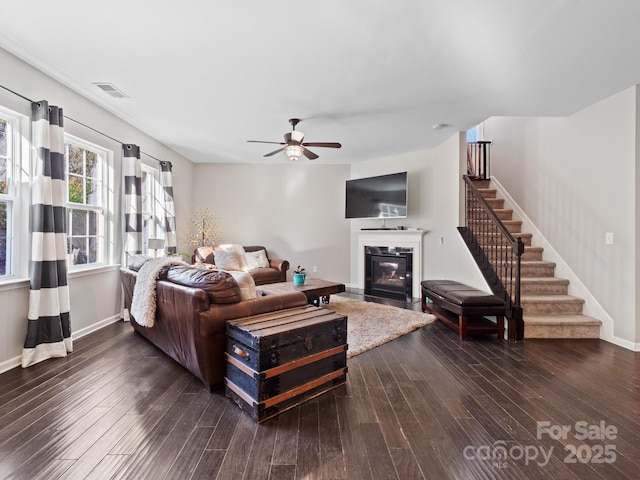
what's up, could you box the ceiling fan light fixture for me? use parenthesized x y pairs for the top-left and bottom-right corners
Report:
(285, 144), (303, 161)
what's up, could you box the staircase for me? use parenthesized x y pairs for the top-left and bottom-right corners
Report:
(472, 179), (601, 339)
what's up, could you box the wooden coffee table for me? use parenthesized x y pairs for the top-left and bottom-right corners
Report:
(262, 278), (346, 306)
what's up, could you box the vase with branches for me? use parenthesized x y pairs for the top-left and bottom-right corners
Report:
(188, 208), (219, 246)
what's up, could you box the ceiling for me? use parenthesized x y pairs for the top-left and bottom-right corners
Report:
(1, 1), (640, 165)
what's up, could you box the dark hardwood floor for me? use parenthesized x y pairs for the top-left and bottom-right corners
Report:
(0, 292), (638, 479)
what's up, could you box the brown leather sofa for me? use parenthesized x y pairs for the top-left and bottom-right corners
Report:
(193, 245), (289, 285)
(120, 264), (307, 391)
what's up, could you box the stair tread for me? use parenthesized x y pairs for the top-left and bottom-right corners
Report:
(524, 314), (601, 326)
(520, 260), (556, 266)
(520, 277), (569, 284)
(491, 245), (543, 251)
(470, 219), (521, 224)
(521, 294), (584, 303)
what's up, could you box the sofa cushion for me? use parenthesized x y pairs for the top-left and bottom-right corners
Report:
(166, 266), (242, 304)
(213, 249), (241, 271)
(194, 246), (215, 264)
(218, 244), (250, 271)
(127, 254), (152, 271)
(244, 249), (269, 270)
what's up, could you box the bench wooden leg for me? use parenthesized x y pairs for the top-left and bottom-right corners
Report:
(459, 315), (468, 340)
(497, 315), (504, 340)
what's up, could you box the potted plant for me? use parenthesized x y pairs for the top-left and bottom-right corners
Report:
(292, 265), (306, 286)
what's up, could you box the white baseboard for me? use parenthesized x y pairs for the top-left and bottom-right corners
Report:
(0, 356), (21, 375)
(72, 314), (123, 340)
(0, 314), (123, 375)
(604, 336), (640, 352)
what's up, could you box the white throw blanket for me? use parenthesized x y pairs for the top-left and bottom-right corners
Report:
(130, 257), (187, 327)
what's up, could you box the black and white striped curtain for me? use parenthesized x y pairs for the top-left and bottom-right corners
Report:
(160, 161), (177, 255)
(123, 144), (142, 258)
(22, 101), (72, 368)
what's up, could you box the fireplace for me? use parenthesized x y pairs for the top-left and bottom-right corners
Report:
(357, 229), (426, 300)
(365, 246), (413, 302)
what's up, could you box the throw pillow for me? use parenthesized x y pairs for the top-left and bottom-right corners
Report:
(194, 246), (215, 264)
(213, 249), (241, 271)
(244, 249), (270, 270)
(127, 254), (152, 271)
(224, 270), (257, 301)
(218, 244), (250, 272)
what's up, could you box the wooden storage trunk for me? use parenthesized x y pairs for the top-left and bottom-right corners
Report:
(225, 305), (348, 422)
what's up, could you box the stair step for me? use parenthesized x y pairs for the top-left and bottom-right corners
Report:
(521, 246), (544, 261)
(484, 198), (505, 209)
(493, 209), (514, 220)
(520, 260), (556, 277)
(479, 245), (543, 261)
(477, 188), (497, 198)
(521, 294), (584, 315)
(520, 277), (569, 295)
(471, 179), (491, 188)
(468, 219), (522, 233)
(467, 207), (513, 220)
(524, 314), (601, 339)
(476, 232), (532, 246)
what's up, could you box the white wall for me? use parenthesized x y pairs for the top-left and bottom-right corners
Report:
(192, 163), (352, 283)
(0, 47), (195, 372)
(484, 86), (638, 346)
(349, 133), (486, 295)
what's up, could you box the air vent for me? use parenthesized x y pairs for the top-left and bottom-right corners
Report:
(92, 82), (128, 98)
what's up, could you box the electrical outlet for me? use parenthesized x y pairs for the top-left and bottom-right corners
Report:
(312, 266), (318, 272)
(605, 232), (614, 245)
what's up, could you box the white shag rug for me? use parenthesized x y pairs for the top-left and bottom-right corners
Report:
(325, 295), (436, 358)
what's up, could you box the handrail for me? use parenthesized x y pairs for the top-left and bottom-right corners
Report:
(464, 176), (515, 243)
(460, 174), (524, 340)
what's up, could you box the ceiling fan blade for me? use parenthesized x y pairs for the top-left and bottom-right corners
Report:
(247, 140), (286, 145)
(302, 142), (342, 149)
(302, 148), (319, 160)
(264, 147), (286, 157)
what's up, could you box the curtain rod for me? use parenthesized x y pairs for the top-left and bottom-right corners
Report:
(0, 83), (163, 164)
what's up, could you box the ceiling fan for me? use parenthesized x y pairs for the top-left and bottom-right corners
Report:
(247, 118), (341, 161)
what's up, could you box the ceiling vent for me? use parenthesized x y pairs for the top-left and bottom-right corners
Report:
(92, 82), (128, 98)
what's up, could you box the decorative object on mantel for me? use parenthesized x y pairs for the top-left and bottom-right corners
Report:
(188, 208), (219, 247)
(292, 265), (307, 286)
(327, 296), (435, 358)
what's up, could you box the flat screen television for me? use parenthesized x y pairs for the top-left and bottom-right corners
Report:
(345, 172), (408, 219)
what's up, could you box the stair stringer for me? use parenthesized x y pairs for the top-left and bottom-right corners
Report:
(490, 177), (615, 344)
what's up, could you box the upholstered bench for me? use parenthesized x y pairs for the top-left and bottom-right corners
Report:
(421, 280), (506, 340)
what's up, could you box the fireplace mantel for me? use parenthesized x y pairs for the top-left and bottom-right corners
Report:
(357, 230), (427, 299)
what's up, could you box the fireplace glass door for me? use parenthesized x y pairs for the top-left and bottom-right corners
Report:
(365, 247), (413, 301)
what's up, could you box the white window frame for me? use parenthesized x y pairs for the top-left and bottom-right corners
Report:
(64, 134), (110, 269)
(0, 105), (28, 283)
(141, 163), (163, 256)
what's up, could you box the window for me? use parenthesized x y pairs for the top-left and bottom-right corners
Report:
(0, 111), (17, 277)
(65, 136), (107, 267)
(466, 123), (483, 142)
(141, 164), (163, 256)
